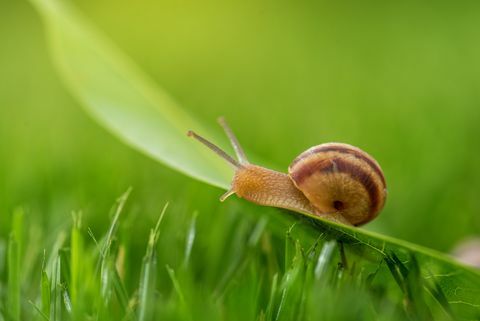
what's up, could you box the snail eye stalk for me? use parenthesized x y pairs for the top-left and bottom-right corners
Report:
(217, 117), (249, 165)
(187, 130), (240, 169)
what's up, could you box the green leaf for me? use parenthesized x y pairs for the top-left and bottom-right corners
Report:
(29, 0), (232, 189)
(28, 0), (480, 319)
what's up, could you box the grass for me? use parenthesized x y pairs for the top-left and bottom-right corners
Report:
(0, 190), (465, 320)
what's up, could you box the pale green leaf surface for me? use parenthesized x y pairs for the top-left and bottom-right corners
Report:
(30, 0), (232, 189)
(29, 0), (480, 319)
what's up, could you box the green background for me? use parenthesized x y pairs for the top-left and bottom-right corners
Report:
(2, 0), (480, 250)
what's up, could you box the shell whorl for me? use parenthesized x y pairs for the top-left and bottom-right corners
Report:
(288, 143), (387, 226)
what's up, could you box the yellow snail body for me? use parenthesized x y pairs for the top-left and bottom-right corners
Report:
(188, 118), (387, 226)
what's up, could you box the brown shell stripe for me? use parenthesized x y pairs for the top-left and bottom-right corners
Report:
(290, 157), (382, 221)
(290, 144), (386, 187)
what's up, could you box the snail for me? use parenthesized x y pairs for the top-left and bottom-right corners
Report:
(187, 118), (387, 226)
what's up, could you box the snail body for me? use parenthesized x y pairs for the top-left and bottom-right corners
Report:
(188, 119), (387, 226)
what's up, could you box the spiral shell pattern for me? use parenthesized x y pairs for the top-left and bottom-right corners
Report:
(288, 143), (387, 226)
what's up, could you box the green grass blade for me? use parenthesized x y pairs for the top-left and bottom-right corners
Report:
(110, 267), (130, 314)
(182, 211), (198, 268)
(0, 239), (5, 278)
(276, 240), (305, 321)
(41, 270), (51, 318)
(51, 256), (60, 321)
(137, 204), (168, 321)
(28, 300), (50, 321)
(7, 233), (20, 321)
(70, 212), (82, 311)
(98, 188), (131, 304)
(102, 188), (131, 261)
(137, 230), (157, 321)
(165, 265), (187, 310)
(45, 232), (66, 277)
(283, 224), (296, 272)
(58, 249), (72, 316)
(6, 209), (24, 321)
(41, 251), (51, 318)
(11, 208), (24, 261)
(314, 240), (336, 280)
(265, 273), (278, 321)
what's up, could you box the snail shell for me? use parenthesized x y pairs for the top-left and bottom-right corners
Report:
(289, 143), (387, 226)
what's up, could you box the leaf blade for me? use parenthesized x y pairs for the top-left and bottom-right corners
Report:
(29, 0), (232, 189)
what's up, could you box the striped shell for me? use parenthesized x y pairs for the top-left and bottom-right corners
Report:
(288, 143), (387, 226)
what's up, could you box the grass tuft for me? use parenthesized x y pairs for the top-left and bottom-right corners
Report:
(0, 191), (476, 321)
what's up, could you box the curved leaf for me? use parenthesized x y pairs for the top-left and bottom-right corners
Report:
(30, 0), (232, 189)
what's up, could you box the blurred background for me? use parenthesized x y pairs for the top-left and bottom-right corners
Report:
(1, 0), (480, 253)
